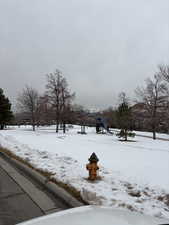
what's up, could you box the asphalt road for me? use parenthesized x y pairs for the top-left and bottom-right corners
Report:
(0, 155), (69, 225)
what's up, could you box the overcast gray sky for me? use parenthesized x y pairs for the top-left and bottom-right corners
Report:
(0, 0), (169, 110)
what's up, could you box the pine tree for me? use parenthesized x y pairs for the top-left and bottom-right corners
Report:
(116, 93), (135, 141)
(0, 88), (13, 129)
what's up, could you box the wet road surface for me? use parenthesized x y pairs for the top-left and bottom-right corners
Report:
(0, 155), (69, 225)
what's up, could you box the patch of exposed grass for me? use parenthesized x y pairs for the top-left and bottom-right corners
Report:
(83, 176), (103, 183)
(157, 194), (169, 207)
(128, 190), (141, 198)
(118, 203), (135, 211)
(118, 139), (137, 142)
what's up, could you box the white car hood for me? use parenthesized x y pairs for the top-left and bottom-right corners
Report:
(17, 206), (169, 225)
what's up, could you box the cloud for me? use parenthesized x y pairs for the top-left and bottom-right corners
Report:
(0, 0), (169, 109)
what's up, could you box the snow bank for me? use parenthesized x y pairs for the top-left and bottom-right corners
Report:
(0, 126), (169, 219)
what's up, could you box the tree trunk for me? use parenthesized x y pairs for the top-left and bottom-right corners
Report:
(56, 110), (59, 133)
(32, 124), (35, 131)
(63, 123), (66, 133)
(32, 116), (35, 131)
(0, 124), (4, 130)
(56, 123), (59, 133)
(152, 118), (156, 140)
(124, 129), (127, 141)
(153, 129), (156, 140)
(32, 112), (36, 131)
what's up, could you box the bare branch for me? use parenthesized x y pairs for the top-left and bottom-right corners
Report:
(17, 85), (39, 131)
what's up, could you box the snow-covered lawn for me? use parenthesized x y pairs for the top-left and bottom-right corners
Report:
(0, 126), (169, 219)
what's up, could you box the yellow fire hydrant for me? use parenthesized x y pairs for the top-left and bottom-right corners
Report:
(86, 152), (99, 181)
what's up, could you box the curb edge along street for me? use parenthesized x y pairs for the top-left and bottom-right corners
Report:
(0, 152), (84, 208)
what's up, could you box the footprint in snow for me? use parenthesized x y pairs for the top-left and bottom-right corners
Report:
(57, 136), (66, 139)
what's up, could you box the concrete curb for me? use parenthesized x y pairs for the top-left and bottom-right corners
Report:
(0, 152), (85, 208)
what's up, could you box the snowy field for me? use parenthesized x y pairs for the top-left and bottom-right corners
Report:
(0, 125), (169, 219)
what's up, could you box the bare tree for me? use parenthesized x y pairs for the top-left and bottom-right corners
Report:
(17, 86), (39, 131)
(36, 94), (54, 126)
(158, 64), (169, 83)
(46, 69), (75, 133)
(158, 64), (169, 133)
(135, 74), (166, 139)
(118, 92), (129, 104)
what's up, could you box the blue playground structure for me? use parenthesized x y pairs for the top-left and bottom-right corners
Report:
(96, 117), (112, 134)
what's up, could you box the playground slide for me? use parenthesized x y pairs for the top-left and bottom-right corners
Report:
(96, 118), (113, 134)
